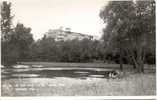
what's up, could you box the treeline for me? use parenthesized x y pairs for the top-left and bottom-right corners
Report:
(29, 37), (155, 64)
(2, 31), (155, 66)
(2, 31), (155, 65)
(0, 1), (106, 65)
(1, 1), (155, 68)
(27, 38), (105, 62)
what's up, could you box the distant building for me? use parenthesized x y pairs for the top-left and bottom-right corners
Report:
(45, 27), (94, 41)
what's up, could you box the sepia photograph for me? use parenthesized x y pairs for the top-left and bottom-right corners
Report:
(1, 0), (156, 96)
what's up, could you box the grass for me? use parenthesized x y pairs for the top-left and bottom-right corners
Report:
(2, 73), (156, 96)
(1, 62), (156, 96)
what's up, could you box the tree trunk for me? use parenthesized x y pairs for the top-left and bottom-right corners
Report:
(125, 47), (136, 70)
(119, 46), (123, 71)
(136, 47), (144, 73)
(133, 63), (136, 69)
(120, 57), (123, 70)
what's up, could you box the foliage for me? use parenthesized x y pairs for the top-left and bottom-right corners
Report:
(100, 0), (155, 72)
(1, 1), (155, 67)
(1, 23), (34, 66)
(1, 1), (14, 65)
(28, 38), (106, 62)
(1, 1), (13, 41)
(10, 23), (34, 61)
(1, 1), (34, 66)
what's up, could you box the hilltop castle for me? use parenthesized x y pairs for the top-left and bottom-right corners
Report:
(45, 27), (95, 41)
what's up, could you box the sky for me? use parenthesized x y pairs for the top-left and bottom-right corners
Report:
(4, 0), (108, 40)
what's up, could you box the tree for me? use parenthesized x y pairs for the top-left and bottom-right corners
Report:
(10, 23), (34, 61)
(1, 1), (13, 41)
(1, 1), (14, 66)
(29, 37), (106, 63)
(100, 1), (135, 70)
(100, 0), (155, 73)
(1, 23), (34, 65)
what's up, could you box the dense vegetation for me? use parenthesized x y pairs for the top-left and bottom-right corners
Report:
(1, 1), (155, 72)
(28, 37), (105, 62)
(100, 0), (155, 72)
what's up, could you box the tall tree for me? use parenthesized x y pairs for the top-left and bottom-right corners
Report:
(10, 23), (34, 61)
(1, 1), (14, 66)
(100, 0), (155, 73)
(1, 1), (13, 41)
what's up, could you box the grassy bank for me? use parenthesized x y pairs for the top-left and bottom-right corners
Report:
(2, 73), (156, 96)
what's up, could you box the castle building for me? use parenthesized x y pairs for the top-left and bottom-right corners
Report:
(45, 27), (94, 41)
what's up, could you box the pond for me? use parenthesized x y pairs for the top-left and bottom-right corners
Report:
(1, 64), (116, 80)
(1, 64), (156, 96)
(1, 64), (117, 96)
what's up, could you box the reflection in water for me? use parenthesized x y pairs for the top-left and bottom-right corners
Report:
(12, 68), (31, 72)
(32, 65), (43, 68)
(89, 75), (104, 78)
(1, 65), (4, 68)
(12, 74), (39, 78)
(13, 65), (30, 68)
(74, 71), (89, 74)
(2, 64), (114, 80)
(1, 64), (116, 96)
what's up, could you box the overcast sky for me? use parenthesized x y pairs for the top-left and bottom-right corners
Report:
(4, 0), (108, 40)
